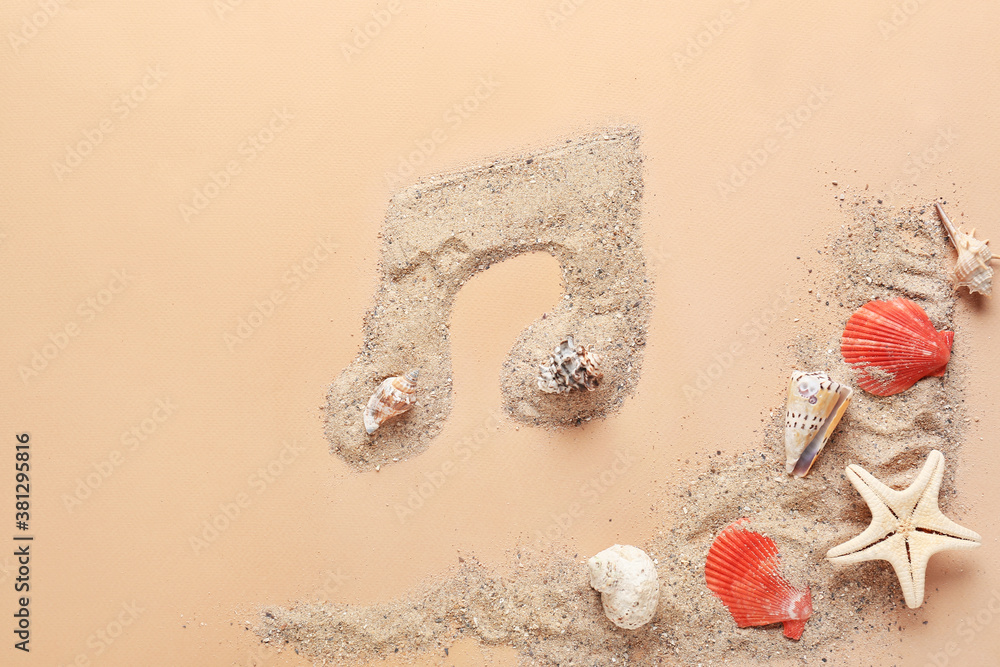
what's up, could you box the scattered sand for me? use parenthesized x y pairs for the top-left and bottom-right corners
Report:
(263, 188), (973, 663)
(324, 128), (651, 472)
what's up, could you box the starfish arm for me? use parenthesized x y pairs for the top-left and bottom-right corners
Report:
(895, 449), (943, 511)
(826, 534), (923, 607)
(827, 532), (903, 564)
(844, 463), (908, 522)
(913, 450), (946, 510)
(881, 534), (923, 609)
(913, 451), (983, 543)
(902, 532), (981, 609)
(825, 464), (897, 559)
(910, 531), (983, 564)
(825, 523), (892, 560)
(826, 534), (927, 608)
(914, 506), (983, 543)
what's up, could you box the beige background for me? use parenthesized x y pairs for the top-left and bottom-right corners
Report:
(2, 1), (999, 665)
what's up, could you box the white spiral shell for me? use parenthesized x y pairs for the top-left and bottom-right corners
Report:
(587, 544), (659, 629)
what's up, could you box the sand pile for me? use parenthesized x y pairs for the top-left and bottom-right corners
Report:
(258, 551), (630, 665)
(324, 128), (650, 472)
(259, 193), (972, 664)
(644, 198), (967, 665)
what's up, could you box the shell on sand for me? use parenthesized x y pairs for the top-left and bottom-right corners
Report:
(841, 298), (953, 396)
(537, 336), (603, 394)
(935, 202), (995, 296)
(363, 369), (418, 435)
(705, 519), (813, 640)
(587, 544), (659, 630)
(784, 371), (852, 477)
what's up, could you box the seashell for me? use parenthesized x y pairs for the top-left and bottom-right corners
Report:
(841, 298), (953, 396)
(537, 335), (603, 394)
(363, 369), (418, 435)
(587, 544), (659, 630)
(784, 371), (852, 477)
(936, 203), (996, 296)
(705, 518), (812, 640)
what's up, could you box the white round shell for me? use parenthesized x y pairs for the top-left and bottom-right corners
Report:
(587, 544), (659, 629)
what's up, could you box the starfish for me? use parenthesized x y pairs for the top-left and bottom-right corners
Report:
(825, 449), (981, 609)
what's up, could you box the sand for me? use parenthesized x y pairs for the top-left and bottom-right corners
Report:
(8, 4), (1000, 666)
(258, 183), (973, 664)
(324, 129), (651, 471)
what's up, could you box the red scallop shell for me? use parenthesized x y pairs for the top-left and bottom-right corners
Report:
(704, 518), (812, 640)
(841, 298), (954, 396)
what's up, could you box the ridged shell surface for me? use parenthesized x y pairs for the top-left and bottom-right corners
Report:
(784, 371), (852, 477)
(841, 298), (953, 396)
(537, 335), (603, 394)
(363, 369), (418, 435)
(705, 519), (813, 640)
(954, 238), (994, 296)
(936, 203), (994, 296)
(587, 544), (659, 630)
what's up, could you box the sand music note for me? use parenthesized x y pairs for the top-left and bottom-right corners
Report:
(325, 128), (652, 471)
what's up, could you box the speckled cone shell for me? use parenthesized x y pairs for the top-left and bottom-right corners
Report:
(705, 519), (813, 640)
(784, 371), (852, 477)
(588, 544), (659, 630)
(363, 369), (418, 435)
(936, 203), (994, 296)
(537, 336), (603, 394)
